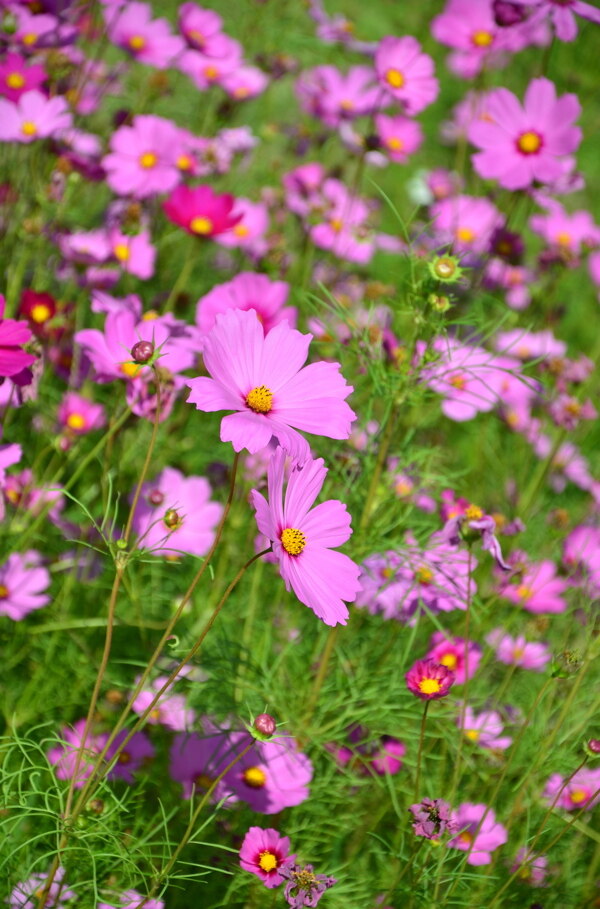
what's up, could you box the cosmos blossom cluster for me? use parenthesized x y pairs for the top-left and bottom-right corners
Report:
(1, 0), (600, 906)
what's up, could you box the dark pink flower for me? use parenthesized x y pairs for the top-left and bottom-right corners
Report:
(405, 658), (455, 700)
(0, 52), (46, 102)
(163, 184), (241, 236)
(107, 1), (184, 69)
(0, 295), (36, 378)
(196, 272), (295, 339)
(239, 826), (293, 888)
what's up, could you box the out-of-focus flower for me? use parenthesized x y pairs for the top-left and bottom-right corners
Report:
(0, 90), (71, 143)
(9, 867), (76, 909)
(107, 1), (184, 68)
(425, 632), (482, 684)
(510, 847), (548, 886)
(543, 767), (600, 810)
(486, 628), (551, 671)
(0, 550), (51, 621)
(375, 36), (439, 114)
(457, 705), (512, 750)
(499, 559), (568, 613)
(449, 803), (508, 864)
(163, 184), (241, 236)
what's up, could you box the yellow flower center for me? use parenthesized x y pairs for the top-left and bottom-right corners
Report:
(556, 231), (572, 247)
(233, 224), (249, 237)
(465, 504), (483, 521)
(246, 385), (273, 414)
(66, 413), (86, 431)
(30, 302), (52, 322)
(194, 772), (213, 790)
(439, 652), (458, 670)
(142, 309), (159, 321)
(517, 131), (542, 154)
(465, 729), (480, 742)
(21, 120), (37, 137)
(177, 154), (193, 171)
(7, 72), (26, 89)
(128, 35), (146, 50)
(190, 216), (213, 235)
(512, 646), (524, 659)
(121, 361), (141, 378)
(385, 68), (405, 88)
(386, 136), (404, 151)
(5, 488), (20, 505)
(415, 565), (433, 585)
(516, 584), (533, 601)
(381, 567), (394, 579)
(243, 766), (267, 788)
(118, 751), (131, 764)
(188, 28), (204, 44)
(449, 374), (466, 390)
(139, 151), (157, 169)
(418, 677), (442, 695)
(472, 30), (494, 47)
(258, 851), (278, 872)
(22, 33), (38, 46)
(113, 243), (130, 262)
(281, 527), (306, 556)
(570, 788), (588, 804)
(330, 217), (343, 233)
(455, 226), (476, 244)
(204, 65), (219, 79)
(0, 584), (8, 598)
(149, 708), (161, 721)
(234, 86), (250, 99)
(459, 831), (474, 846)
(395, 479), (412, 496)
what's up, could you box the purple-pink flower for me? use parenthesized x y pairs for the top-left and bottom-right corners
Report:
(187, 309), (356, 462)
(499, 559), (568, 613)
(239, 826), (293, 888)
(0, 550), (50, 621)
(468, 77), (581, 190)
(409, 798), (457, 839)
(457, 705), (512, 750)
(225, 735), (313, 814)
(375, 36), (439, 114)
(0, 90), (71, 143)
(251, 448), (361, 626)
(107, 1), (184, 68)
(9, 867), (76, 909)
(448, 802), (508, 865)
(102, 115), (184, 199)
(543, 767), (600, 811)
(425, 632), (482, 685)
(195, 272), (295, 340)
(405, 658), (455, 700)
(486, 628), (551, 671)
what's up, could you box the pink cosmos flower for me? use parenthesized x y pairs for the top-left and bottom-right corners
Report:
(102, 115), (184, 198)
(563, 525), (600, 596)
(468, 77), (582, 190)
(221, 65), (269, 101)
(12, 8), (67, 52)
(374, 36), (439, 114)
(500, 559), (568, 614)
(0, 295), (36, 378)
(405, 658), (455, 700)
(109, 229), (156, 280)
(0, 90), (71, 144)
(296, 65), (381, 128)
(410, 798), (457, 840)
(543, 767), (600, 810)
(196, 272), (295, 340)
(187, 309), (356, 462)
(131, 467), (222, 558)
(163, 184), (241, 236)
(224, 735), (313, 814)
(47, 719), (104, 789)
(484, 259), (533, 310)
(375, 114), (423, 164)
(178, 3), (227, 55)
(371, 737), (406, 775)
(215, 197), (270, 257)
(251, 448), (361, 626)
(486, 628), (551, 671)
(511, 0), (600, 42)
(57, 392), (106, 436)
(239, 827), (293, 888)
(0, 53), (46, 102)
(494, 328), (566, 362)
(104, 730), (155, 784)
(177, 37), (242, 90)
(309, 178), (376, 265)
(431, 194), (504, 256)
(0, 550), (50, 621)
(9, 868), (76, 909)
(107, 1), (184, 68)
(449, 803), (508, 865)
(457, 706), (512, 750)
(529, 202), (600, 258)
(131, 673), (195, 729)
(510, 847), (548, 886)
(99, 890), (163, 909)
(169, 730), (245, 800)
(426, 632), (482, 685)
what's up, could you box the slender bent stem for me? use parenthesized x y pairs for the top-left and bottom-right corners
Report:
(414, 701), (429, 804)
(303, 626), (339, 728)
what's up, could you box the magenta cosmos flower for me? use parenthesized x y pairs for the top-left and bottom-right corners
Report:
(468, 77), (581, 190)
(457, 706), (512, 750)
(251, 448), (361, 626)
(0, 90), (71, 143)
(375, 36), (439, 114)
(240, 826), (293, 888)
(405, 658), (455, 700)
(99, 890), (163, 909)
(449, 803), (508, 865)
(57, 392), (105, 436)
(543, 767), (600, 811)
(425, 632), (482, 685)
(131, 467), (222, 558)
(0, 551), (50, 621)
(225, 735), (313, 814)
(375, 114), (423, 164)
(0, 295), (36, 378)
(0, 52), (46, 102)
(10, 867), (76, 909)
(131, 673), (195, 730)
(163, 184), (241, 237)
(187, 309), (356, 462)
(500, 559), (568, 614)
(107, 1), (184, 68)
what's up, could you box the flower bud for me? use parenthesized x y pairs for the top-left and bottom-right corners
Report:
(131, 340), (155, 364)
(149, 489), (165, 506)
(493, 0), (528, 27)
(163, 508), (181, 530)
(428, 255), (463, 283)
(585, 739), (600, 758)
(254, 713), (276, 737)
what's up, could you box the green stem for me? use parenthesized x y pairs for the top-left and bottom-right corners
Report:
(414, 701), (429, 803)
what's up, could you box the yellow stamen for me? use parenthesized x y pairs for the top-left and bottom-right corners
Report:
(128, 35), (146, 50)
(243, 766), (267, 788)
(139, 151), (157, 169)
(7, 72), (26, 89)
(517, 131), (542, 154)
(121, 361), (141, 378)
(22, 33), (38, 46)
(386, 136), (404, 151)
(439, 652), (457, 671)
(385, 68), (405, 89)
(516, 584), (533, 601)
(204, 65), (219, 79)
(556, 231), (572, 247)
(66, 413), (86, 431)
(455, 226), (476, 243)
(418, 677), (442, 695)
(449, 374), (466, 390)
(246, 385), (273, 414)
(415, 565), (433, 585)
(472, 30), (494, 47)
(113, 243), (130, 262)
(21, 120), (37, 137)
(176, 154), (192, 170)
(570, 788), (588, 804)
(30, 303), (52, 322)
(459, 831), (473, 846)
(258, 851), (278, 872)
(465, 504), (483, 521)
(142, 309), (159, 321)
(233, 223), (249, 237)
(465, 729), (480, 742)
(194, 772), (213, 790)
(0, 584), (9, 598)
(190, 216), (213, 235)
(281, 527), (306, 556)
